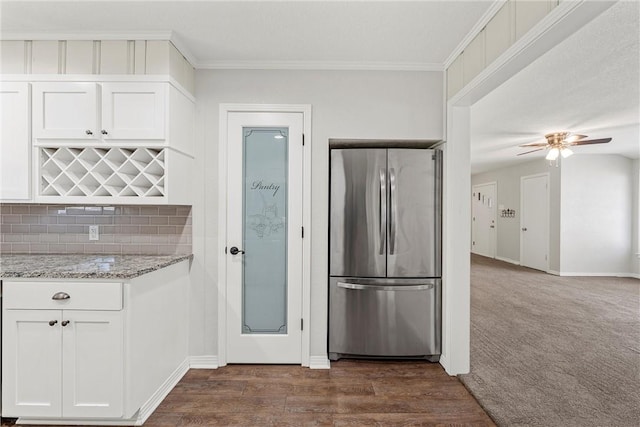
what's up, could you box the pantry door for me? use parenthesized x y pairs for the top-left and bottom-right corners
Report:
(224, 111), (304, 363)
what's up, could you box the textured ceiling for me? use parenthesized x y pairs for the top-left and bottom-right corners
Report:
(0, 0), (493, 69)
(470, 0), (640, 174)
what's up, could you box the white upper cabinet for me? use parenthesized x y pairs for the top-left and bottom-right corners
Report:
(101, 83), (166, 140)
(32, 82), (98, 140)
(0, 82), (31, 200)
(32, 82), (166, 141)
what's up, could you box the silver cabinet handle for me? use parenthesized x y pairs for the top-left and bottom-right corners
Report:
(389, 167), (397, 255)
(85, 129), (93, 135)
(49, 320), (58, 326)
(522, 227), (527, 231)
(61, 320), (70, 327)
(101, 129), (108, 135)
(52, 292), (70, 300)
(337, 282), (433, 291)
(379, 168), (386, 255)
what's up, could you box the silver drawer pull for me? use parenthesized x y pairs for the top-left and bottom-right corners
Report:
(337, 282), (433, 291)
(52, 292), (71, 300)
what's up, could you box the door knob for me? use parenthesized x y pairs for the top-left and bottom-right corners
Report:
(522, 227), (528, 231)
(85, 129), (93, 135)
(101, 129), (108, 135)
(61, 320), (70, 327)
(229, 246), (245, 255)
(49, 320), (58, 326)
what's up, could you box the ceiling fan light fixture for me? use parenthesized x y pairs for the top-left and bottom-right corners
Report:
(546, 147), (560, 161)
(561, 147), (574, 158)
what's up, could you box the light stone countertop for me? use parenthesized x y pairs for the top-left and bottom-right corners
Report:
(0, 254), (192, 279)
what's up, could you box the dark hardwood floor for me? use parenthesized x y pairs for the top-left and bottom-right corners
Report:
(3, 360), (495, 426)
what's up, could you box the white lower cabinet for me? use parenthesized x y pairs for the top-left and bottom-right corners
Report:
(3, 309), (123, 419)
(1, 260), (190, 425)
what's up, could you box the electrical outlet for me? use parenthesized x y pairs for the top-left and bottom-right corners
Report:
(89, 225), (99, 241)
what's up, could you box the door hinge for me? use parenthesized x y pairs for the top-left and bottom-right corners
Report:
(301, 318), (304, 331)
(301, 226), (304, 238)
(302, 133), (305, 146)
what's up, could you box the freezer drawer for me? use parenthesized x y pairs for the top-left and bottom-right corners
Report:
(329, 277), (441, 360)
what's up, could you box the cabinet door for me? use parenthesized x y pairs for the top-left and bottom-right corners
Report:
(101, 82), (166, 140)
(61, 310), (124, 418)
(2, 309), (63, 417)
(0, 82), (31, 200)
(32, 82), (98, 140)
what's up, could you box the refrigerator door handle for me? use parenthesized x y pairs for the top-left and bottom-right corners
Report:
(337, 282), (433, 291)
(389, 167), (397, 254)
(379, 168), (387, 255)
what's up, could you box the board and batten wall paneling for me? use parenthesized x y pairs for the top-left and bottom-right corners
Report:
(0, 39), (194, 94)
(446, 0), (557, 99)
(0, 41), (27, 73)
(99, 40), (131, 74)
(66, 40), (95, 74)
(31, 40), (60, 74)
(134, 40), (146, 75)
(485, 1), (513, 66)
(515, 0), (555, 41)
(462, 30), (485, 87)
(447, 53), (464, 99)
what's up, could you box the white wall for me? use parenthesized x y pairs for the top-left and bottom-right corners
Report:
(472, 158), (561, 270)
(189, 69), (444, 360)
(560, 155), (634, 275)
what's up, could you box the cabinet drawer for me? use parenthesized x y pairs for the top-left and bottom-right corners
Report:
(3, 282), (122, 310)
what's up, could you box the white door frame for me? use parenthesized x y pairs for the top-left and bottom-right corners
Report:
(520, 172), (550, 272)
(217, 104), (312, 367)
(471, 181), (497, 258)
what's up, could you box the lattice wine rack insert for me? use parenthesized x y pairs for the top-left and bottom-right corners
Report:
(39, 147), (165, 197)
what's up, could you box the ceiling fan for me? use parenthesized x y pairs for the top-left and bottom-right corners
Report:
(518, 132), (612, 161)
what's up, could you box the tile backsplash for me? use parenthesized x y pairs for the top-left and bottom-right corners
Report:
(0, 204), (192, 255)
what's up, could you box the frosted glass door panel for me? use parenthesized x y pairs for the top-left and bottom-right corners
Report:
(242, 128), (288, 334)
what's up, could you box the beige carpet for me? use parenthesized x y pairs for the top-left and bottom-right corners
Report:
(460, 254), (640, 427)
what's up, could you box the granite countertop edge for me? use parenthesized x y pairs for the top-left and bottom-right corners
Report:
(0, 254), (193, 280)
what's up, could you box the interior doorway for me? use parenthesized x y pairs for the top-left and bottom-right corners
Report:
(217, 104), (312, 366)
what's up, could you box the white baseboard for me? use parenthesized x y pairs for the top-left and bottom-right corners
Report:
(309, 355), (331, 369)
(556, 272), (638, 278)
(495, 256), (520, 265)
(629, 273), (640, 279)
(548, 269), (560, 276)
(189, 355), (219, 369)
(134, 358), (190, 425)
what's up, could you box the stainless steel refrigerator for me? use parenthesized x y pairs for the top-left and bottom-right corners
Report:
(329, 146), (442, 361)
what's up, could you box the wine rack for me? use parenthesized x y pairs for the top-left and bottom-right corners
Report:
(39, 147), (166, 198)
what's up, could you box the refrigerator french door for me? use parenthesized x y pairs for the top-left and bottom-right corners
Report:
(329, 147), (442, 361)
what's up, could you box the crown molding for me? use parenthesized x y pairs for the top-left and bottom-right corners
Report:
(443, 0), (507, 69)
(0, 30), (173, 41)
(198, 60), (443, 72)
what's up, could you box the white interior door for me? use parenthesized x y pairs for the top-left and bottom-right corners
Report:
(226, 111), (303, 363)
(521, 174), (549, 271)
(471, 183), (496, 258)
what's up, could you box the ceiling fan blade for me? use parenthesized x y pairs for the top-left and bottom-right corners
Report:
(570, 137), (612, 146)
(517, 148), (544, 156)
(565, 134), (588, 143)
(519, 142), (548, 147)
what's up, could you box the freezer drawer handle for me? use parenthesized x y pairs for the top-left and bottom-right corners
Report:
(52, 292), (71, 300)
(337, 282), (433, 291)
